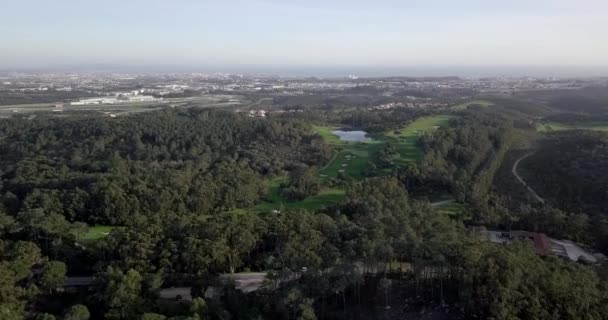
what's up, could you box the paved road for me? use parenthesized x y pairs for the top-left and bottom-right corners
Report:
(512, 152), (545, 204)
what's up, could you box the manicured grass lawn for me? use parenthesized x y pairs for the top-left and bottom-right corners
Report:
(382, 115), (453, 164)
(385, 115), (453, 138)
(312, 125), (344, 145)
(254, 115), (453, 212)
(81, 225), (113, 243)
(320, 142), (382, 179)
(254, 177), (346, 212)
(451, 100), (494, 110)
(313, 125), (381, 179)
(536, 121), (608, 132)
(314, 115), (453, 179)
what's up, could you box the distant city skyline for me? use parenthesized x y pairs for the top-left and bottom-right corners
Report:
(2, 0), (608, 72)
(4, 64), (608, 79)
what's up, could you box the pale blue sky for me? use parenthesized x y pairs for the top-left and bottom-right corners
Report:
(2, 0), (607, 68)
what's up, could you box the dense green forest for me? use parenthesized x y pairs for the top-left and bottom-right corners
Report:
(517, 87), (608, 115)
(481, 88), (608, 254)
(523, 131), (608, 215)
(0, 109), (332, 225)
(1, 102), (607, 320)
(514, 131), (608, 252)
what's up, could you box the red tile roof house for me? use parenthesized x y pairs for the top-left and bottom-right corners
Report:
(486, 230), (551, 256)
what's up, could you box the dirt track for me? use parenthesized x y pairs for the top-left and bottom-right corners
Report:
(512, 152), (545, 204)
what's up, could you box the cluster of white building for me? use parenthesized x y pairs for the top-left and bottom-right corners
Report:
(368, 101), (448, 111)
(248, 110), (266, 117)
(71, 92), (162, 106)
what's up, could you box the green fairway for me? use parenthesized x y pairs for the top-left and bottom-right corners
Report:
(312, 125), (344, 144)
(81, 225), (113, 244)
(382, 115), (453, 164)
(451, 100), (494, 110)
(320, 142), (382, 179)
(536, 121), (608, 132)
(255, 177), (346, 212)
(315, 115), (453, 179)
(313, 125), (381, 179)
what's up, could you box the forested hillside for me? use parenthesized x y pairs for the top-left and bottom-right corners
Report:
(518, 131), (608, 252)
(0, 106), (606, 320)
(0, 109), (332, 225)
(517, 86), (608, 115)
(399, 108), (517, 224)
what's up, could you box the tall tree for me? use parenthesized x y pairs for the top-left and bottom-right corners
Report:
(39, 261), (67, 293)
(64, 304), (90, 320)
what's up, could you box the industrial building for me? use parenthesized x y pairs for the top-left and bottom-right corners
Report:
(71, 95), (162, 105)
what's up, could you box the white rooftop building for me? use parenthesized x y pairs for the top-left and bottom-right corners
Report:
(71, 95), (161, 105)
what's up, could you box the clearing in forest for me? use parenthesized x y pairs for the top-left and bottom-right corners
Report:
(451, 100), (494, 110)
(79, 225), (113, 244)
(254, 177), (346, 212)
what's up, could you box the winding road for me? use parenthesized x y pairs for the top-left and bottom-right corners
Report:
(512, 152), (545, 204)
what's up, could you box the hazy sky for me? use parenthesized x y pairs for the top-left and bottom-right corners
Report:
(2, 0), (608, 68)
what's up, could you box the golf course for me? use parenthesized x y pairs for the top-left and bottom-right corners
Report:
(317, 114), (452, 179)
(254, 114), (454, 212)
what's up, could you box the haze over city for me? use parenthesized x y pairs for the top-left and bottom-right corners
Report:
(2, 0), (608, 76)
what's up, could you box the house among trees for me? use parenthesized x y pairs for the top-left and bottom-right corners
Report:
(486, 229), (551, 256)
(473, 227), (604, 263)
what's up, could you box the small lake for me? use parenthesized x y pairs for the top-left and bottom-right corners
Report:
(332, 130), (373, 142)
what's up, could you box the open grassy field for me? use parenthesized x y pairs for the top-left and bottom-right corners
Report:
(536, 121), (608, 132)
(254, 177), (346, 212)
(451, 100), (494, 110)
(80, 225), (113, 244)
